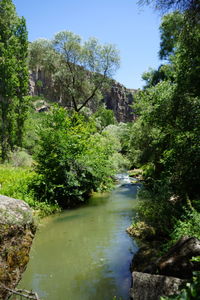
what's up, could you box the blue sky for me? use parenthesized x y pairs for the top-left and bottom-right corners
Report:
(13, 0), (161, 89)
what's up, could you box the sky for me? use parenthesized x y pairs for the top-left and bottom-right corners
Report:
(13, 0), (161, 89)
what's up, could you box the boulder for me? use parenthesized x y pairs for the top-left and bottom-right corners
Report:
(131, 271), (186, 300)
(157, 236), (200, 279)
(0, 195), (36, 299)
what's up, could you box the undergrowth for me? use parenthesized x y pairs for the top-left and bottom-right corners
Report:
(0, 165), (60, 217)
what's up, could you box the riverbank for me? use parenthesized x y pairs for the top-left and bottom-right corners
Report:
(127, 182), (200, 299)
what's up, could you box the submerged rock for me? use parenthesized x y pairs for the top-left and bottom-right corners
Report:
(0, 195), (36, 299)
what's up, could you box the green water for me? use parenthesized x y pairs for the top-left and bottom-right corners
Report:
(19, 176), (139, 300)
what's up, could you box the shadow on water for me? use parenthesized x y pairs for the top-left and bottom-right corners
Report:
(18, 174), (139, 300)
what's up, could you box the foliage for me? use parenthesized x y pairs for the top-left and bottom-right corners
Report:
(8, 148), (33, 167)
(94, 106), (116, 131)
(138, 0), (199, 13)
(0, 165), (60, 217)
(28, 32), (120, 112)
(129, 5), (200, 199)
(31, 106), (118, 208)
(165, 209), (200, 249)
(134, 186), (180, 237)
(0, 0), (29, 161)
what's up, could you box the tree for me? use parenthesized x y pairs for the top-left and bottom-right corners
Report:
(32, 106), (117, 207)
(0, 0), (29, 161)
(29, 31), (120, 112)
(138, 0), (199, 13)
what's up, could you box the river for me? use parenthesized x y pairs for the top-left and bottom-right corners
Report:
(19, 174), (139, 300)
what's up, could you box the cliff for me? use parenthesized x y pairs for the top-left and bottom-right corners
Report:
(29, 71), (137, 122)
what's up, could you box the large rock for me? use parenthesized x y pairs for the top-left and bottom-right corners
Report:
(104, 82), (137, 122)
(131, 272), (186, 300)
(0, 195), (36, 299)
(157, 236), (200, 279)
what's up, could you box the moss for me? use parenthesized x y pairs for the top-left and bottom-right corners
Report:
(127, 221), (156, 241)
(0, 223), (35, 299)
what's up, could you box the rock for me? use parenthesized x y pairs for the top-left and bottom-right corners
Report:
(104, 81), (137, 122)
(0, 195), (36, 299)
(157, 236), (200, 279)
(36, 105), (50, 113)
(29, 70), (137, 122)
(131, 271), (186, 300)
(126, 221), (156, 241)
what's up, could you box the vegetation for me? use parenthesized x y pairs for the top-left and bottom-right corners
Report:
(31, 106), (127, 208)
(129, 0), (200, 230)
(0, 0), (29, 161)
(28, 32), (120, 112)
(0, 164), (60, 216)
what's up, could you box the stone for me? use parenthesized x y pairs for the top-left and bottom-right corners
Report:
(0, 195), (36, 299)
(157, 236), (200, 279)
(29, 70), (137, 122)
(104, 81), (137, 122)
(131, 271), (186, 300)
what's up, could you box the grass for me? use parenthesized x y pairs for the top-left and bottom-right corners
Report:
(0, 165), (60, 217)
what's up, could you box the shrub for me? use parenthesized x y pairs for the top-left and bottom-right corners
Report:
(32, 106), (118, 208)
(8, 149), (33, 167)
(0, 165), (60, 216)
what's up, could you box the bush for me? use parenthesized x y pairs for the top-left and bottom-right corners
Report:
(163, 209), (200, 250)
(32, 106), (118, 208)
(134, 185), (181, 238)
(8, 149), (33, 167)
(0, 165), (60, 216)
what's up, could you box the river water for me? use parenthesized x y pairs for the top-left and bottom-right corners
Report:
(19, 174), (139, 300)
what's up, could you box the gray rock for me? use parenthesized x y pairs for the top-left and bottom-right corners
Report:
(0, 195), (34, 225)
(131, 271), (186, 300)
(0, 195), (36, 299)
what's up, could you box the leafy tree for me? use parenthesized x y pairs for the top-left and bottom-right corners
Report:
(32, 106), (118, 208)
(138, 0), (199, 13)
(29, 31), (120, 112)
(0, 0), (29, 161)
(159, 12), (184, 60)
(94, 106), (116, 131)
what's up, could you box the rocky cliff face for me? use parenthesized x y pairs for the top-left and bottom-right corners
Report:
(104, 81), (137, 122)
(29, 71), (137, 122)
(0, 195), (36, 299)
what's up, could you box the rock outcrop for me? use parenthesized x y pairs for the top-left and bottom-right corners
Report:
(157, 236), (200, 279)
(130, 236), (200, 300)
(131, 272), (186, 300)
(29, 70), (137, 122)
(104, 82), (137, 122)
(0, 195), (36, 299)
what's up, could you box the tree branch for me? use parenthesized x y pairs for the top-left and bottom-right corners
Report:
(1, 283), (40, 300)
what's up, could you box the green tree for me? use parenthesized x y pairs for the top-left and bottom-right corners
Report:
(138, 0), (199, 13)
(0, 0), (29, 161)
(32, 106), (117, 208)
(29, 31), (120, 112)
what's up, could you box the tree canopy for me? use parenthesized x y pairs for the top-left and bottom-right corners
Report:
(29, 31), (120, 112)
(0, 0), (29, 161)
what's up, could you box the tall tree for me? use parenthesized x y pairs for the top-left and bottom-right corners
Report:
(138, 0), (199, 13)
(0, 0), (29, 161)
(29, 31), (120, 112)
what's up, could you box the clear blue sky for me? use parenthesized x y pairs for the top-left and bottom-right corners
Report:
(13, 0), (161, 89)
